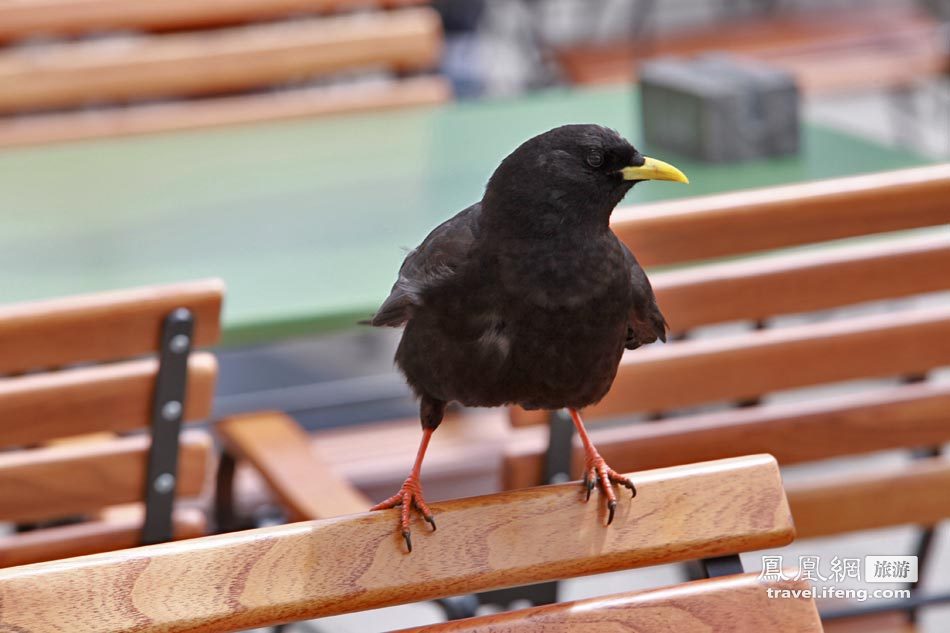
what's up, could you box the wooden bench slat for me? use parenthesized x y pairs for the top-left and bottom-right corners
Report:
(398, 573), (822, 633)
(0, 76), (450, 149)
(0, 8), (442, 113)
(788, 456), (950, 539)
(217, 411), (370, 521)
(0, 507), (205, 569)
(0, 455), (793, 632)
(504, 381), (950, 489)
(612, 164), (950, 267)
(583, 304), (950, 422)
(0, 430), (210, 523)
(653, 231), (950, 332)
(0, 278), (223, 374)
(0, 0), (427, 42)
(0, 353), (217, 448)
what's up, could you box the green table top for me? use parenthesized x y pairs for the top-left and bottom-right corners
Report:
(0, 86), (927, 345)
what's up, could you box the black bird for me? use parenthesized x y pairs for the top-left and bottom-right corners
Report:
(369, 124), (688, 552)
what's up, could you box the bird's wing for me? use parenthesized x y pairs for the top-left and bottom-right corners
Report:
(621, 242), (668, 350)
(368, 203), (481, 327)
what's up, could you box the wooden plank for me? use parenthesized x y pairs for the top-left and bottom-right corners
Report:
(0, 8), (443, 113)
(651, 231), (950, 333)
(0, 0), (427, 42)
(788, 456), (950, 539)
(398, 574), (822, 633)
(0, 76), (450, 149)
(0, 353), (217, 449)
(0, 430), (210, 523)
(0, 278), (223, 374)
(822, 613), (917, 633)
(0, 507), (206, 569)
(611, 164), (950, 267)
(504, 381), (950, 490)
(217, 411), (370, 521)
(0, 455), (794, 632)
(588, 304), (950, 423)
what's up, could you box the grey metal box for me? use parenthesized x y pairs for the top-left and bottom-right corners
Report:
(639, 54), (800, 163)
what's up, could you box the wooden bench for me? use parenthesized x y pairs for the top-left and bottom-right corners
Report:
(498, 164), (950, 627)
(0, 279), (223, 567)
(215, 164), (950, 627)
(0, 455), (822, 632)
(0, 4), (447, 148)
(553, 7), (948, 94)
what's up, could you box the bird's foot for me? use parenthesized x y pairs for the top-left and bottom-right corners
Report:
(370, 475), (436, 553)
(582, 452), (637, 525)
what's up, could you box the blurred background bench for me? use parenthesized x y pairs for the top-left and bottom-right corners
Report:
(0, 280), (223, 567)
(0, 1), (447, 146)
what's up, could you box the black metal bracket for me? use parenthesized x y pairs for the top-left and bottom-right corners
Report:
(142, 308), (194, 545)
(701, 554), (745, 578)
(543, 409), (575, 485)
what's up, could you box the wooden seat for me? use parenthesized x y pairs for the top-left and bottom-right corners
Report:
(0, 455), (818, 632)
(0, 279), (224, 567)
(0, 5), (447, 147)
(552, 7), (948, 94)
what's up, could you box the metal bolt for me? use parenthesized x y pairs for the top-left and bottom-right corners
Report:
(172, 307), (192, 321)
(161, 400), (182, 421)
(169, 334), (190, 354)
(153, 473), (176, 494)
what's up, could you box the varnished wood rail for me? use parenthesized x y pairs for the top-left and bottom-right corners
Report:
(398, 573), (822, 633)
(0, 455), (793, 632)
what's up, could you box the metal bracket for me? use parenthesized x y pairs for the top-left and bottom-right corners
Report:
(142, 308), (194, 545)
(543, 409), (576, 485)
(701, 554), (745, 578)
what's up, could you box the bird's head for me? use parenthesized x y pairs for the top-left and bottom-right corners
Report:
(483, 124), (687, 233)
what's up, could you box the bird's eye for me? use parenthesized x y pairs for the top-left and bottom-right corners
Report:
(586, 149), (604, 168)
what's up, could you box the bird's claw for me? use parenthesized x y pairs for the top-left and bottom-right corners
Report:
(581, 453), (636, 525)
(371, 475), (435, 553)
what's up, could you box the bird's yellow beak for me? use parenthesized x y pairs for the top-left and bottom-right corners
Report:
(621, 157), (689, 184)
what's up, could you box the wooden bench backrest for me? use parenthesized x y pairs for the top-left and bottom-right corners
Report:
(0, 279), (223, 564)
(0, 455), (795, 632)
(0, 0), (428, 42)
(506, 164), (950, 539)
(0, 4), (448, 148)
(0, 8), (442, 115)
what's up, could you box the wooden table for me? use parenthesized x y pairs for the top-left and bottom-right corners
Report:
(0, 86), (927, 345)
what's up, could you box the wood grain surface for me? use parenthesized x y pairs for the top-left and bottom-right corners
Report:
(0, 507), (205, 568)
(0, 0), (427, 41)
(397, 573), (822, 632)
(0, 430), (210, 523)
(0, 455), (793, 632)
(0, 9), (442, 113)
(0, 353), (217, 448)
(0, 278), (223, 374)
(612, 164), (950, 267)
(504, 381), (950, 489)
(217, 411), (370, 520)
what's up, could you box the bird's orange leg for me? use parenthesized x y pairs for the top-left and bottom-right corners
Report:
(568, 407), (636, 524)
(371, 427), (437, 553)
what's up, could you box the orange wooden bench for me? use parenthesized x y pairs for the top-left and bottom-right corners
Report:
(0, 279), (223, 567)
(0, 454), (821, 632)
(0, 4), (447, 148)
